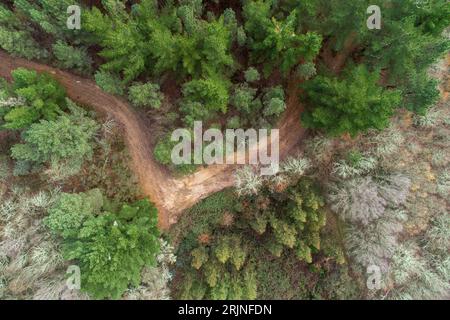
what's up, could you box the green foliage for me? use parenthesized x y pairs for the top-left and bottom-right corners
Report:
(94, 70), (125, 96)
(230, 84), (258, 114)
(227, 116), (241, 129)
(128, 82), (164, 109)
(175, 177), (328, 299)
(2, 68), (66, 130)
(154, 133), (197, 175)
(365, 1), (450, 82)
(244, 67), (260, 83)
(301, 65), (402, 137)
(236, 26), (247, 47)
(52, 41), (92, 74)
(181, 233), (255, 300)
(45, 189), (103, 239)
(0, 4), (48, 59)
(241, 178), (327, 263)
(243, 1), (322, 76)
(262, 86), (286, 118)
(296, 61), (317, 80)
(80, 135), (142, 202)
(85, 1), (234, 83)
(168, 189), (238, 248)
(154, 134), (177, 166)
(180, 77), (230, 125)
(53, 196), (160, 299)
(13, 0), (90, 44)
(403, 71), (440, 115)
(10, 100), (98, 175)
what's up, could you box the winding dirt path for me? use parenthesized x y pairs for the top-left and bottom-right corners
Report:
(0, 51), (306, 229)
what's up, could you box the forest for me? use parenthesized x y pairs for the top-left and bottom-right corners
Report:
(0, 0), (449, 300)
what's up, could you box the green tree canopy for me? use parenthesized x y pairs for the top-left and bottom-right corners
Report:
(46, 191), (160, 299)
(2, 68), (66, 129)
(10, 100), (99, 173)
(301, 65), (402, 137)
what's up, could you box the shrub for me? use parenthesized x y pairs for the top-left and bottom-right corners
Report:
(230, 84), (257, 114)
(281, 156), (311, 177)
(296, 62), (316, 80)
(437, 170), (450, 198)
(124, 239), (176, 300)
(60, 198), (160, 299)
(376, 174), (411, 207)
(301, 65), (402, 137)
(234, 166), (263, 196)
(2, 68), (66, 130)
(180, 77), (230, 125)
(44, 189), (103, 239)
(345, 209), (406, 273)
(52, 41), (92, 74)
(331, 152), (377, 179)
(11, 101), (99, 176)
(128, 82), (164, 109)
(389, 243), (450, 299)
(425, 214), (450, 253)
(328, 177), (387, 226)
(94, 70), (125, 96)
(244, 67), (260, 83)
(262, 86), (286, 118)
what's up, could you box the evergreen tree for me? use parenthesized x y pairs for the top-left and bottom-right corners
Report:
(60, 198), (160, 299)
(301, 65), (402, 137)
(10, 100), (99, 174)
(2, 68), (66, 130)
(243, 1), (322, 76)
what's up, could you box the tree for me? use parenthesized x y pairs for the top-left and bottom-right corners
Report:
(13, 0), (90, 44)
(2, 68), (66, 129)
(262, 86), (286, 118)
(301, 65), (402, 137)
(94, 70), (125, 96)
(243, 178), (326, 263)
(296, 62), (316, 80)
(230, 84), (258, 114)
(60, 198), (160, 299)
(128, 82), (164, 109)
(244, 67), (260, 83)
(0, 4), (48, 60)
(403, 71), (440, 115)
(283, 1), (449, 114)
(10, 100), (99, 175)
(243, 1), (322, 76)
(52, 41), (92, 74)
(45, 189), (103, 238)
(328, 173), (411, 226)
(84, 1), (234, 83)
(180, 77), (230, 125)
(182, 233), (255, 300)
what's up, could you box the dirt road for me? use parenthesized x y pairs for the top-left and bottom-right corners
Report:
(0, 51), (306, 229)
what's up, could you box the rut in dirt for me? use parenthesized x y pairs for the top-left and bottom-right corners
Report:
(0, 50), (306, 229)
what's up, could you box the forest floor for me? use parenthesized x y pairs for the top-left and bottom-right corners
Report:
(0, 50), (306, 229)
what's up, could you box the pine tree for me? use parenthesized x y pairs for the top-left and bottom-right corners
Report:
(301, 65), (402, 137)
(61, 198), (160, 299)
(243, 1), (322, 76)
(2, 68), (66, 130)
